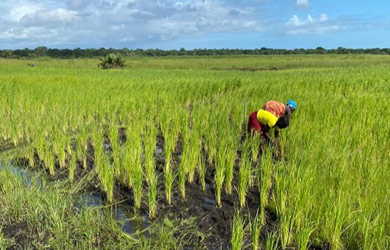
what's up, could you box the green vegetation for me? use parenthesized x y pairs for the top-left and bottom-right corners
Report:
(1, 54), (390, 249)
(98, 53), (126, 69)
(0, 164), (204, 249)
(2, 46), (390, 59)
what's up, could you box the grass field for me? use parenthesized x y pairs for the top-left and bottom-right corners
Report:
(1, 54), (390, 249)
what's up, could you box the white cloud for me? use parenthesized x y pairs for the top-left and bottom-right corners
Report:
(287, 14), (328, 27)
(20, 8), (79, 26)
(0, 0), (383, 48)
(285, 13), (340, 34)
(0, 26), (58, 40)
(0, 0), (267, 47)
(320, 14), (328, 22)
(296, 0), (310, 8)
(8, 3), (42, 21)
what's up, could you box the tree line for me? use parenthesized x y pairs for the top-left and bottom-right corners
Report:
(1, 46), (390, 59)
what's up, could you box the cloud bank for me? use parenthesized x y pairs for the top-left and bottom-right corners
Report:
(0, 0), (387, 49)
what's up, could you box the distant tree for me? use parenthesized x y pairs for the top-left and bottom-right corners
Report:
(34, 46), (48, 57)
(98, 53), (126, 69)
(2, 50), (13, 58)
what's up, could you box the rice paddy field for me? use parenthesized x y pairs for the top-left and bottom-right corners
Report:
(0, 54), (390, 249)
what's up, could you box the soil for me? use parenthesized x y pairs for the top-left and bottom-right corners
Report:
(1, 221), (41, 250)
(0, 140), (15, 154)
(212, 67), (283, 72)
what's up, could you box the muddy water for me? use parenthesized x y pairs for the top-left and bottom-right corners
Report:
(78, 193), (150, 235)
(0, 162), (42, 187)
(0, 162), (149, 236)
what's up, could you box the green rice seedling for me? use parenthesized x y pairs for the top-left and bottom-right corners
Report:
(144, 124), (157, 185)
(108, 123), (120, 175)
(215, 144), (226, 207)
(239, 142), (251, 208)
(265, 232), (279, 250)
(231, 210), (244, 250)
(224, 138), (237, 195)
(44, 144), (56, 176)
(259, 148), (273, 224)
(252, 213), (262, 250)
(68, 151), (77, 183)
(178, 141), (188, 199)
(187, 129), (201, 184)
(279, 213), (294, 249)
(159, 116), (175, 204)
(197, 148), (206, 191)
(132, 146), (143, 209)
(27, 144), (36, 167)
(125, 123), (144, 209)
(164, 159), (174, 205)
(121, 140), (134, 189)
(101, 152), (115, 203)
(148, 174), (158, 219)
(58, 134), (68, 169)
(295, 224), (316, 250)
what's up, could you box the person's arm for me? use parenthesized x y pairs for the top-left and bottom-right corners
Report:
(262, 125), (273, 145)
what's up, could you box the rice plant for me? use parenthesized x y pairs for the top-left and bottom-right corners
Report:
(231, 210), (244, 250)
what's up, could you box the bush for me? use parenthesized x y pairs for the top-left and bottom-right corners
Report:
(98, 53), (125, 69)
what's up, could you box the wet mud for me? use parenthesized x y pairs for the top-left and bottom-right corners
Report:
(212, 67), (283, 72)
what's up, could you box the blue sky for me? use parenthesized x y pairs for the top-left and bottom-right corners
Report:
(0, 0), (389, 49)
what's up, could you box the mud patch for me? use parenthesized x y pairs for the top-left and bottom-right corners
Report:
(1, 221), (37, 250)
(212, 67), (283, 72)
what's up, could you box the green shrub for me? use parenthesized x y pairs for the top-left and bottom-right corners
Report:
(98, 53), (125, 69)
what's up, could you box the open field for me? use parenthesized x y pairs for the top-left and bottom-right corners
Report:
(1, 55), (390, 249)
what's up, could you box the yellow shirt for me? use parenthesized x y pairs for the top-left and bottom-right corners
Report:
(257, 109), (278, 128)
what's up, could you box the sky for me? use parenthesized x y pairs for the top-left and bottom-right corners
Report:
(0, 0), (389, 49)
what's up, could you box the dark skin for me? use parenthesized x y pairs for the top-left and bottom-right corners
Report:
(261, 106), (295, 158)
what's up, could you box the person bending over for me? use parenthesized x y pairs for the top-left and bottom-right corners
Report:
(247, 99), (297, 158)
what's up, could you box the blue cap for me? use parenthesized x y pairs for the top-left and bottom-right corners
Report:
(287, 99), (297, 110)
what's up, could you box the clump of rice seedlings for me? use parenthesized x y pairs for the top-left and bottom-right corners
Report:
(148, 173), (158, 218)
(248, 134), (261, 187)
(101, 152), (115, 203)
(27, 144), (36, 167)
(93, 130), (114, 202)
(279, 213), (294, 249)
(164, 159), (174, 205)
(265, 232), (279, 250)
(259, 148), (273, 224)
(125, 124), (144, 209)
(197, 149), (206, 191)
(108, 123), (120, 175)
(187, 136), (201, 184)
(68, 151), (77, 183)
(132, 142), (143, 209)
(231, 210), (244, 250)
(44, 144), (56, 176)
(295, 224), (316, 250)
(224, 142), (236, 195)
(76, 129), (89, 169)
(252, 213), (262, 250)
(239, 149), (251, 208)
(215, 144), (226, 207)
(160, 107), (181, 205)
(144, 124), (157, 185)
(178, 140), (188, 199)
